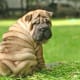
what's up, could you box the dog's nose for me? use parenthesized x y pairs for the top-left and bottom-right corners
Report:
(44, 29), (52, 39)
(39, 27), (49, 32)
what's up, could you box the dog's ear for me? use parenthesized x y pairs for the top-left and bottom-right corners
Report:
(25, 13), (34, 31)
(25, 14), (32, 22)
(48, 11), (53, 17)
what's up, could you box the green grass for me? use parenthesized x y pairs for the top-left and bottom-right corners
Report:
(44, 25), (80, 63)
(0, 19), (80, 80)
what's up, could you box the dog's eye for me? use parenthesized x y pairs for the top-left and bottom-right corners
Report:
(46, 20), (51, 25)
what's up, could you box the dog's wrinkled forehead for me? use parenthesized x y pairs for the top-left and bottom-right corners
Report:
(32, 10), (53, 19)
(23, 9), (53, 22)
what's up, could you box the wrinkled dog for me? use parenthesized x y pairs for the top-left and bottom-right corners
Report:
(0, 9), (53, 76)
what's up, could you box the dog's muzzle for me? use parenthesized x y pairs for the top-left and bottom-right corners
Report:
(32, 23), (52, 42)
(35, 24), (52, 42)
(39, 27), (52, 40)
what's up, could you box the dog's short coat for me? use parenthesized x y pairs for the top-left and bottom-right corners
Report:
(0, 9), (53, 76)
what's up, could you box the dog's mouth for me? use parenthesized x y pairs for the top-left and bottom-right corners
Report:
(43, 29), (52, 39)
(33, 29), (52, 43)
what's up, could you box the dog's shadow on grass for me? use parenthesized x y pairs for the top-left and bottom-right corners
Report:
(39, 62), (63, 78)
(36, 62), (80, 78)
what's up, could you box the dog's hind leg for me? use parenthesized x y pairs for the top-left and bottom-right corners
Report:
(0, 62), (11, 76)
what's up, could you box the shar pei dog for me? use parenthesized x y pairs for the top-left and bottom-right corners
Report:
(0, 9), (53, 76)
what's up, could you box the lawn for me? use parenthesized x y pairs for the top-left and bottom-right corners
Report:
(0, 19), (80, 80)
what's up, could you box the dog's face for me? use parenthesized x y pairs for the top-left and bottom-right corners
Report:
(23, 9), (53, 43)
(32, 15), (52, 43)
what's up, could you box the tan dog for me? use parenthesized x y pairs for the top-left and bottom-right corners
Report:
(0, 9), (53, 76)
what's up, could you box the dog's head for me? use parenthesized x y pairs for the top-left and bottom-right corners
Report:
(23, 9), (53, 43)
